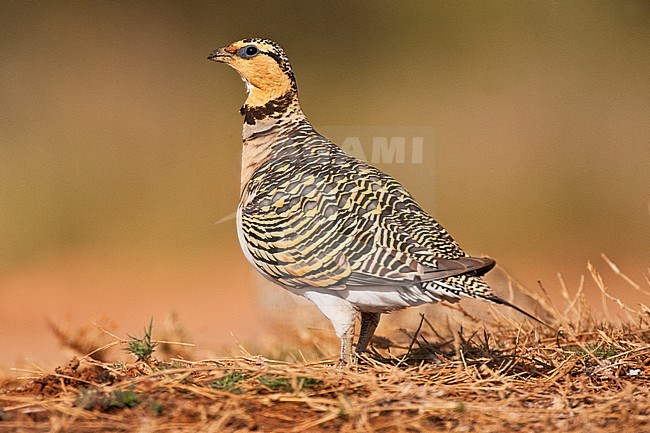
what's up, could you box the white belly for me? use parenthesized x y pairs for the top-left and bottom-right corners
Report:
(340, 285), (437, 313)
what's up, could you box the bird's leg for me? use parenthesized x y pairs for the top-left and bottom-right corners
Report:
(355, 312), (381, 356)
(302, 290), (358, 366)
(339, 321), (356, 366)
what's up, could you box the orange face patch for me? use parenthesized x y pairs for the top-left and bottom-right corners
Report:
(221, 41), (293, 107)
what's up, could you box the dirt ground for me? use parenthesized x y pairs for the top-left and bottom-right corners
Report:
(1, 253), (648, 432)
(1, 291), (649, 432)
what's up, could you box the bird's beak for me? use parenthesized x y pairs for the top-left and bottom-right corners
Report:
(207, 47), (232, 63)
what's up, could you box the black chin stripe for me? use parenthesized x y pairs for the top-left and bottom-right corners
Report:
(240, 91), (295, 125)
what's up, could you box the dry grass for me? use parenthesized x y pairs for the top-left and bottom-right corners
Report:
(1, 259), (649, 432)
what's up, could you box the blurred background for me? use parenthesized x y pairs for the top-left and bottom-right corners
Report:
(1, 1), (648, 369)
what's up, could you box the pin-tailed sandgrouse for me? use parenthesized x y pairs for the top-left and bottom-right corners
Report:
(208, 38), (546, 363)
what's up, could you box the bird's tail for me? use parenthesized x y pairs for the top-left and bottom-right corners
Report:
(430, 274), (557, 332)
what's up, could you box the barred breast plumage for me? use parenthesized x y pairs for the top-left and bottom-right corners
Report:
(209, 38), (547, 364)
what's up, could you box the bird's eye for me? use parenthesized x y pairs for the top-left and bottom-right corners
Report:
(239, 45), (259, 59)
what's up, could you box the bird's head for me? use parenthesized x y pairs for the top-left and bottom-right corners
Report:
(208, 38), (297, 108)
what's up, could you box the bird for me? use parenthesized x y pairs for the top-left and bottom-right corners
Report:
(208, 38), (548, 364)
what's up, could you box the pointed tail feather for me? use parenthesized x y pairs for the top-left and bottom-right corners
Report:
(429, 277), (557, 333)
(484, 294), (557, 333)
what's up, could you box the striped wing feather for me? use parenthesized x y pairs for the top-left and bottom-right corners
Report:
(240, 139), (490, 290)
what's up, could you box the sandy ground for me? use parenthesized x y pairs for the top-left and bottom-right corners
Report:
(0, 250), (263, 372)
